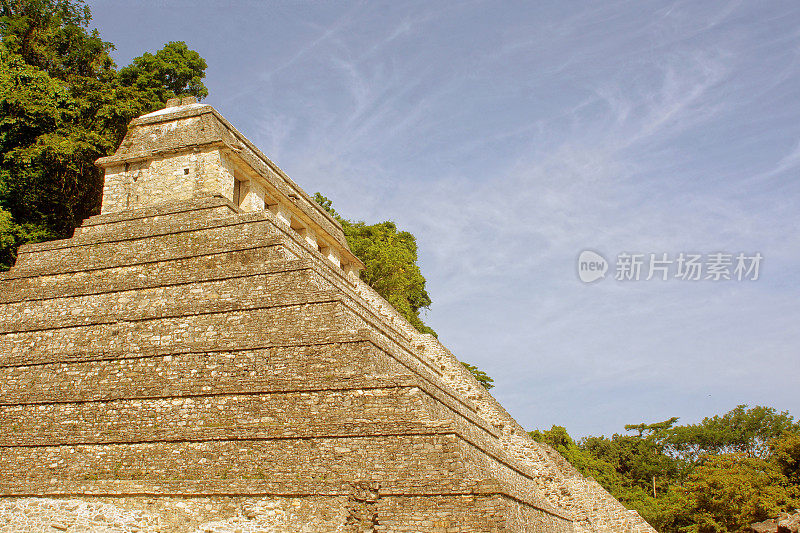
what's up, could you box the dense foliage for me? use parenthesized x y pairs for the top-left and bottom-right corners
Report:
(531, 405), (800, 532)
(313, 193), (435, 335)
(314, 193), (502, 390)
(343, 220), (435, 335)
(0, 0), (207, 270)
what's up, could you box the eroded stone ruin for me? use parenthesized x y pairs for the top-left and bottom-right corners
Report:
(0, 97), (657, 532)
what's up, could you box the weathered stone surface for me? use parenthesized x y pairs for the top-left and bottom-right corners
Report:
(0, 101), (656, 532)
(752, 512), (800, 533)
(779, 511), (800, 533)
(753, 518), (779, 533)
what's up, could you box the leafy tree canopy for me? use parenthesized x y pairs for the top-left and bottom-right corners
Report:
(344, 219), (434, 335)
(530, 405), (800, 532)
(314, 193), (500, 390)
(626, 417), (680, 438)
(666, 405), (799, 461)
(0, 0), (207, 270)
(119, 41), (208, 105)
(313, 192), (434, 335)
(461, 362), (494, 390)
(770, 431), (800, 488)
(677, 453), (788, 533)
(0, 0), (110, 80)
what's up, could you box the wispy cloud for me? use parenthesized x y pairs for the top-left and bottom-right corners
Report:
(749, 139), (800, 183)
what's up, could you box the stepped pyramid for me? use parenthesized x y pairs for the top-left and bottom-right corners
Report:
(0, 97), (656, 533)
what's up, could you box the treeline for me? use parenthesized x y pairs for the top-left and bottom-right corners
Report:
(0, 0), (208, 270)
(531, 405), (800, 532)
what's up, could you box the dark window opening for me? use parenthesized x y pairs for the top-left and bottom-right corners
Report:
(233, 178), (248, 207)
(233, 180), (242, 205)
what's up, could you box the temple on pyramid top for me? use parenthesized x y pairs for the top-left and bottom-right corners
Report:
(96, 96), (363, 276)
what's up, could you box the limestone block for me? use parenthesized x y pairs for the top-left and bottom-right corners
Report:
(320, 245), (342, 268)
(269, 203), (292, 226)
(299, 226), (317, 248)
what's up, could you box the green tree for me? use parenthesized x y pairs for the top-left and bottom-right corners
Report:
(0, 207), (18, 266)
(678, 453), (787, 533)
(313, 193), (497, 389)
(580, 430), (681, 528)
(0, 0), (118, 256)
(313, 192), (434, 335)
(0, 0), (208, 270)
(626, 417), (681, 438)
(530, 408), (800, 533)
(0, 0), (111, 79)
(0, 205), (51, 268)
(770, 431), (800, 505)
(461, 362), (494, 390)
(667, 405), (799, 461)
(119, 41), (207, 104)
(771, 432), (800, 485)
(0, 39), (111, 255)
(583, 418), (682, 498)
(343, 219), (435, 335)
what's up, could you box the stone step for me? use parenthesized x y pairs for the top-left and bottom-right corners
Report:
(0, 332), (499, 449)
(1, 386), (449, 446)
(0, 261), (321, 332)
(0, 342), (393, 405)
(0, 239), (294, 304)
(74, 196), (238, 240)
(9, 215), (289, 277)
(0, 434), (476, 493)
(0, 435), (566, 521)
(0, 492), (529, 533)
(2, 258), (438, 399)
(0, 299), (353, 367)
(0, 439), (566, 520)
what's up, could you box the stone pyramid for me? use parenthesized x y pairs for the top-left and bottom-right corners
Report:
(0, 97), (656, 533)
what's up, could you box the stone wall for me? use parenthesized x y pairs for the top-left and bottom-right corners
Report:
(0, 494), (576, 533)
(101, 149), (231, 215)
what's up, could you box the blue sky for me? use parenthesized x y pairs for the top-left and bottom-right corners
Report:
(88, 0), (800, 438)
